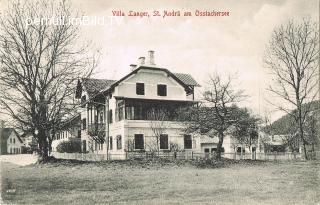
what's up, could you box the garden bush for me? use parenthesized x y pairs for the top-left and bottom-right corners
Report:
(56, 139), (81, 153)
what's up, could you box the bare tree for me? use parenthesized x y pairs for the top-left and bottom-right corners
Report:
(0, 0), (97, 161)
(264, 19), (319, 159)
(203, 74), (246, 160)
(183, 73), (246, 160)
(147, 108), (170, 156)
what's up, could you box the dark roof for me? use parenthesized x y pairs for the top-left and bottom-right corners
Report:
(173, 72), (200, 86)
(82, 78), (116, 97)
(78, 66), (200, 100)
(0, 128), (23, 143)
(61, 114), (81, 129)
(0, 128), (13, 141)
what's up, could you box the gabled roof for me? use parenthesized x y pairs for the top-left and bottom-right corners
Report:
(80, 78), (116, 98)
(0, 128), (23, 143)
(60, 114), (81, 129)
(102, 66), (200, 94)
(173, 73), (200, 87)
(76, 66), (200, 100)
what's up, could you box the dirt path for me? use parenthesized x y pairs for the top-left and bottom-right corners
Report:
(0, 154), (37, 166)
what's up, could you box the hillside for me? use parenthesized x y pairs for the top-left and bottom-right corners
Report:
(265, 100), (320, 135)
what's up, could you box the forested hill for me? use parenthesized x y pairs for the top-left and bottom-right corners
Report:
(264, 100), (320, 135)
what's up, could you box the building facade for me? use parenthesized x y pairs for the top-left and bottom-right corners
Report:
(0, 128), (24, 154)
(52, 115), (81, 152)
(53, 51), (258, 159)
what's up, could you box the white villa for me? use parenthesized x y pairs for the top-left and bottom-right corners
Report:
(52, 51), (259, 159)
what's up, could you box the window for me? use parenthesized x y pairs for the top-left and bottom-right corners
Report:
(77, 130), (81, 138)
(99, 112), (104, 123)
(81, 95), (86, 107)
(116, 101), (124, 121)
(157, 84), (167, 96)
(101, 142), (104, 150)
(134, 134), (144, 150)
(136, 83), (145, 95)
(109, 137), (113, 150)
(10, 138), (12, 143)
(82, 118), (86, 130)
(109, 109), (113, 123)
(13, 138), (15, 144)
(126, 106), (135, 120)
(117, 135), (122, 149)
(160, 134), (169, 150)
(237, 147), (244, 153)
(184, 135), (192, 149)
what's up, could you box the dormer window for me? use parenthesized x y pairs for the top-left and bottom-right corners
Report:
(136, 83), (145, 95)
(157, 84), (167, 96)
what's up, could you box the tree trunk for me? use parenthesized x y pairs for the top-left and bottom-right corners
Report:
(157, 137), (160, 157)
(38, 129), (49, 162)
(215, 132), (224, 160)
(299, 117), (308, 160)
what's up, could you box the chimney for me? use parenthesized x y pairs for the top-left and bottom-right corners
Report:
(138, 57), (145, 66)
(148, 50), (155, 66)
(130, 64), (137, 71)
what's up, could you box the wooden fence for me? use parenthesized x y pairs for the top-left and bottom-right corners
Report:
(52, 151), (308, 162)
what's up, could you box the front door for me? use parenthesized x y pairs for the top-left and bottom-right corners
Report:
(204, 148), (210, 158)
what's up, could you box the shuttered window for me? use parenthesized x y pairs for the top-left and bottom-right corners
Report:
(117, 135), (122, 149)
(136, 83), (145, 95)
(160, 134), (168, 149)
(157, 84), (167, 96)
(184, 135), (192, 149)
(134, 134), (144, 150)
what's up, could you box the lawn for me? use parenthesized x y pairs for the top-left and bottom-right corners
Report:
(1, 159), (319, 205)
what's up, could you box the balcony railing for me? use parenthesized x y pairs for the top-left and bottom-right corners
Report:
(87, 123), (106, 143)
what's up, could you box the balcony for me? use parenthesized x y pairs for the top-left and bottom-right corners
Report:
(114, 98), (198, 122)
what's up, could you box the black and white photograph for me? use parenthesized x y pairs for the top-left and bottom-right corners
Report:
(0, 0), (319, 204)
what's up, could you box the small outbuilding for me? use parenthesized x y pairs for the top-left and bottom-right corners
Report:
(0, 128), (24, 155)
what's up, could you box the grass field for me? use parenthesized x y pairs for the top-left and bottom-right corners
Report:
(1, 158), (319, 205)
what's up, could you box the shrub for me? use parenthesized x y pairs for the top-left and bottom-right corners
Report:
(56, 139), (81, 153)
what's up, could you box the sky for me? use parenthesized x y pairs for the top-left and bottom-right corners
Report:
(0, 0), (319, 122)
